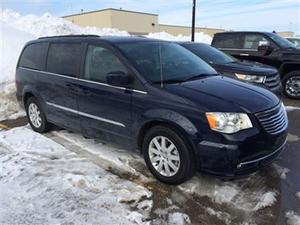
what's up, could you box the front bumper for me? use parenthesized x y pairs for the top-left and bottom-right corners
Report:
(195, 129), (288, 177)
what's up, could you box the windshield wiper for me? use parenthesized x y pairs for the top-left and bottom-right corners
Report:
(152, 73), (218, 85)
(183, 73), (217, 82)
(152, 79), (185, 84)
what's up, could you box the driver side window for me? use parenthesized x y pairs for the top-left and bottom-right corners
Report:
(84, 45), (127, 83)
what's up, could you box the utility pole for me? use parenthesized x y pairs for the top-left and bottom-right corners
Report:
(191, 0), (196, 42)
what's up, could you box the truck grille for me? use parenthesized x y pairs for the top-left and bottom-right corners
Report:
(264, 73), (281, 89)
(255, 103), (288, 135)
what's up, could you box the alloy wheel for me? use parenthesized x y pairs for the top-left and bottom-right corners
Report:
(285, 75), (300, 97)
(148, 136), (180, 177)
(28, 102), (42, 128)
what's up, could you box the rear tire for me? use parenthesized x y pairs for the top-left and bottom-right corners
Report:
(25, 97), (50, 133)
(282, 71), (300, 99)
(142, 125), (196, 184)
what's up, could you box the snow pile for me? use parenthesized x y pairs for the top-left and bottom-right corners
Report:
(0, 126), (153, 225)
(0, 22), (34, 83)
(0, 22), (34, 120)
(1, 9), (130, 37)
(146, 31), (212, 44)
(286, 211), (300, 225)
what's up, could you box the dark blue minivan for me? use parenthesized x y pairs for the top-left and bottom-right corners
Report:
(16, 35), (288, 184)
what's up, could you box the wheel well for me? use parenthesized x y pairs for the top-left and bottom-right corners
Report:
(137, 120), (194, 154)
(280, 64), (300, 77)
(23, 92), (34, 106)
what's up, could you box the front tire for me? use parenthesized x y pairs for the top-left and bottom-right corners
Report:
(142, 125), (196, 184)
(25, 97), (50, 133)
(282, 70), (300, 99)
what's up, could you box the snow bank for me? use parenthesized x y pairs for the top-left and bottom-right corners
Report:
(1, 9), (130, 38)
(0, 126), (153, 225)
(146, 31), (212, 44)
(0, 22), (34, 83)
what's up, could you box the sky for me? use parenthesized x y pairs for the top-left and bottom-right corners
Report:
(1, 0), (299, 35)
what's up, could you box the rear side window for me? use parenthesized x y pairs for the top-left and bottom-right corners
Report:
(84, 45), (127, 83)
(213, 34), (242, 49)
(18, 42), (48, 70)
(47, 43), (82, 77)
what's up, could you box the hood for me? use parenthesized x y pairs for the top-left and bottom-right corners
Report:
(163, 76), (279, 113)
(281, 48), (300, 62)
(213, 61), (277, 76)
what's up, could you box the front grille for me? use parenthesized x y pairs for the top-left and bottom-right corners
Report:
(264, 73), (281, 89)
(255, 103), (288, 135)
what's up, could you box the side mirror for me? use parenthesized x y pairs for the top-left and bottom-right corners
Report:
(106, 71), (130, 86)
(257, 44), (273, 55)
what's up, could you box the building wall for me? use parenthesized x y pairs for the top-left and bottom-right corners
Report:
(277, 31), (294, 37)
(110, 10), (158, 35)
(63, 10), (112, 28)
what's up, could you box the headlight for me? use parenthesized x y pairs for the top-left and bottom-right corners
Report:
(206, 112), (253, 134)
(235, 73), (266, 83)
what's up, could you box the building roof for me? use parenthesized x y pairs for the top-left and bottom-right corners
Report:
(62, 8), (158, 18)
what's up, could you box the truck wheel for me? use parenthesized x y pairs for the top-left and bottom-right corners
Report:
(25, 97), (51, 133)
(142, 125), (196, 184)
(282, 71), (300, 99)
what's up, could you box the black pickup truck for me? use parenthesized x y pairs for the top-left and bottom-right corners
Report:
(212, 31), (300, 99)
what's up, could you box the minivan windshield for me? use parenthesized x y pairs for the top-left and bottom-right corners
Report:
(184, 43), (237, 65)
(267, 33), (296, 49)
(117, 42), (218, 84)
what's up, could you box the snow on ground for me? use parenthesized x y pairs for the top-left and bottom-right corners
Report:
(178, 175), (278, 212)
(286, 211), (300, 225)
(273, 163), (290, 179)
(0, 126), (153, 225)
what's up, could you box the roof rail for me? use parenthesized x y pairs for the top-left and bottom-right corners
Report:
(38, 34), (100, 39)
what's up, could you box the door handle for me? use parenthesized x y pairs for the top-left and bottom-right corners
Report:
(240, 53), (249, 56)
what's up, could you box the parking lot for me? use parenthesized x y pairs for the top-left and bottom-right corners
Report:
(1, 96), (299, 225)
